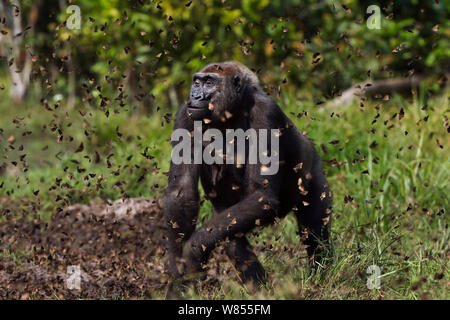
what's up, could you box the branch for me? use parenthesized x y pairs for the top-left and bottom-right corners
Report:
(323, 75), (424, 109)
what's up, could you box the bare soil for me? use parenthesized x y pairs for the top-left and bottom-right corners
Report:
(0, 197), (232, 299)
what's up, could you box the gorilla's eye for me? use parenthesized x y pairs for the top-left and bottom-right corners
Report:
(205, 79), (214, 87)
(194, 79), (201, 87)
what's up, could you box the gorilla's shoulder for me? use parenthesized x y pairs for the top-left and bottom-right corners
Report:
(250, 91), (287, 126)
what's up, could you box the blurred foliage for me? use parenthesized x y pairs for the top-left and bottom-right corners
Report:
(1, 0), (448, 109)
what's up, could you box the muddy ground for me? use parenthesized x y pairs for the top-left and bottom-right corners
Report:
(0, 197), (236, 299)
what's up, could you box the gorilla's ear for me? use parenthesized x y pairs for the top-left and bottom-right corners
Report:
(232, 75), (241, 92)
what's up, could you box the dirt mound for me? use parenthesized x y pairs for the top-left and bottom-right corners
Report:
(0, 198), (176, 299)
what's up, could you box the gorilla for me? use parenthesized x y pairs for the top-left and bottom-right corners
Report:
(163, 61), (331, 290)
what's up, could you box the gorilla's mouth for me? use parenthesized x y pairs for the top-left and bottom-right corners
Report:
(187, 105), (210, 120)
(187, 100), (209, 109)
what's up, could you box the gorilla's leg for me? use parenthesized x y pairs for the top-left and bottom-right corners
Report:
(225, 237), (266, 284)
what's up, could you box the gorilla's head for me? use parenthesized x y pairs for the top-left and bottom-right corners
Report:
(186, 61), (260, 124)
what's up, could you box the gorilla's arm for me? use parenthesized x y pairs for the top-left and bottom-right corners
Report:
(185, 185), (280, 270)
(163, 107), (201, 277)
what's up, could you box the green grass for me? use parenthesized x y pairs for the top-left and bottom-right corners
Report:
(0, 249), (32, 266)
(0, 87), (448, 299)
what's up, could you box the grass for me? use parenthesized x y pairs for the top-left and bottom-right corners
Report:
(0, 86), (448, 299)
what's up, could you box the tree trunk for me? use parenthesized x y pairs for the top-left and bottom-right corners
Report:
(0, 0), (37, 102)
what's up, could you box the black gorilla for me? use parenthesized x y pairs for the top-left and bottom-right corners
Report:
(163, 61), (331, 287)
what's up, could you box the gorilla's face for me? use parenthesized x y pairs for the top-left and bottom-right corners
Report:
(187, 72), (241, 124)
(187, 72), (221, 121)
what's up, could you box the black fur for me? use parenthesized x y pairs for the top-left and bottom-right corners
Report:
(163, 62), (331, 288)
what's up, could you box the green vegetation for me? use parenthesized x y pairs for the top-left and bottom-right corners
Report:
(1, 87), (448, 299)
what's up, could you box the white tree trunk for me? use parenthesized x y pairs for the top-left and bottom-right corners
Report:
(0, 0), (33, 102)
